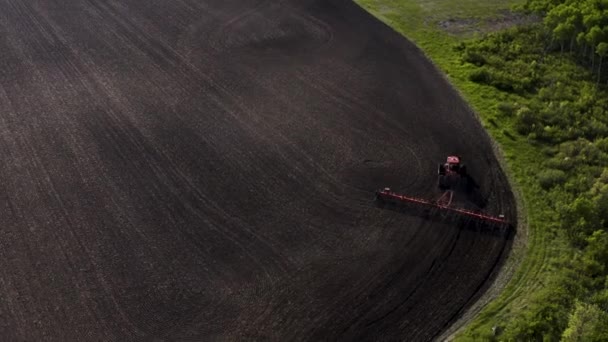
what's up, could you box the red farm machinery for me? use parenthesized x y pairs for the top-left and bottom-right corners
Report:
(438, 155), (466, 190)
(375, 156), (509, 226)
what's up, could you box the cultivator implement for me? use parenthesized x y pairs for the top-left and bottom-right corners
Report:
(375, 187), (508, 225)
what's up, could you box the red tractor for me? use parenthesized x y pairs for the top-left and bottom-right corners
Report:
(438, 155), (467, 189)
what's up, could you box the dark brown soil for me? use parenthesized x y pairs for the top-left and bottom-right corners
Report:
(0, 0), (516, 340)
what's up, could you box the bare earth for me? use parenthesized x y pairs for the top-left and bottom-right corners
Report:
(0, 0), (516, 340)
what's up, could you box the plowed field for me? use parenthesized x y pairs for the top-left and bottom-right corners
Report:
(0, 0), (516, 340)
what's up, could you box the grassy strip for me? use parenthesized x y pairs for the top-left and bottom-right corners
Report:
(354, 0), (563, 339)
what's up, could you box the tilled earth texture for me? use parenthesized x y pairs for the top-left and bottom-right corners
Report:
(0, 0), (516, 340)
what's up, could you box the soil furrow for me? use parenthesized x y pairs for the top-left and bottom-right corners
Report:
(0, 0), (516, 340)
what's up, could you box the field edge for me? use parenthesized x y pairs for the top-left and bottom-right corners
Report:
(352, 1), (532, 340)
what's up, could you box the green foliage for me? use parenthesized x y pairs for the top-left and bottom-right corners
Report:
(503, 272), (576, 340)
(589, 169), (608, 227)
(581, 231), (608, 279)
(455, 1), (608, 339)
(598, 42), (608, 57)
(463, 26), (544, 95)
(468, 67), (492, 83)
(537, 0), (608, 82)
(591, 284), (608, 312)
(503, 233), (608, 341)
(462, 25), (608, 143)
(462, 49), (487, 66)
(560, 196), (601, 246)
(514, 105), (538, 135)
(537, 168), (567, 189)
(523, 0), (564, 13)
(562, 301), (608, 342)
(558, 139), (608, 166)
(595, 137), (608, 153)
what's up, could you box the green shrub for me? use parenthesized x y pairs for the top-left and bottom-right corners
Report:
(468, 67), (492, 84)
(504, 277), (575, 341)
(562, 301), (608, 342)
(541, 145), (558, 156)
(538, 169), (567, 189)
(515, 106), (538, 134)
(545, 156), (575, 171)
(564, 173), (596, 195)
(462, 50), (487, 66)
(561, 197), (601, 245)
(586, 120), (608, 141)
(560, 139), (592, 158)
(590, 286), (608, 311)
(492, 74), (517, 93)
(580, 144), (604, 165)
(595, 138), (608, 153)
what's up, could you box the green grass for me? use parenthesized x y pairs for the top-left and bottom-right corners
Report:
(353, 0), (564, 339)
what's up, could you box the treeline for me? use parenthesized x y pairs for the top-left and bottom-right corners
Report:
(525, 0), (608, 83)
(457, 24), (608, 144)
(455, 0), (608, 340)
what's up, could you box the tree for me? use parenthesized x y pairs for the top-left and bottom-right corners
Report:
(586, 26), (603, 70)
(555, 22), (576, 52)
(562, 197), (601, 245)
(583, 230), (608, 278)
(562, 301), (608, 342)
(545, 3), (582, 52)
(578, 31), (588, 55)
(597, 42), (608, 84)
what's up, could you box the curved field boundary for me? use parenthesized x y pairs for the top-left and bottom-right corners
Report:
(0, 0), (516, 340)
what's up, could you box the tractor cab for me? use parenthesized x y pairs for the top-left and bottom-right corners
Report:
(438, 155), (466, 178)
(445, 156), (461, 172)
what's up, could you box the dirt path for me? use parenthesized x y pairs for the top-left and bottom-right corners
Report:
(0, 0), (515, 340)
